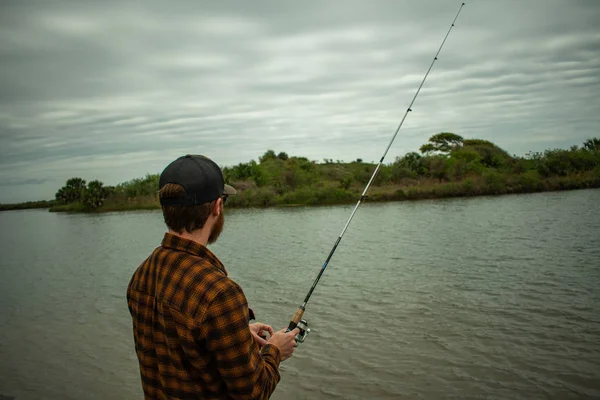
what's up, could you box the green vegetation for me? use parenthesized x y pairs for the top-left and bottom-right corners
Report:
(50, 177), (112, 212)
(221, 135), (600, 208)
(48, 174), (160, 212)
(0, 200), (56, 211)
(2, 135), (599, 213)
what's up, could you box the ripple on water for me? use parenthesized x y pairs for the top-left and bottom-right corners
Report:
(2, 191), (600, 400)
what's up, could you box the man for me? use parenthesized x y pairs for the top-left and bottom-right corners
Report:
(127, 154), (299, 399)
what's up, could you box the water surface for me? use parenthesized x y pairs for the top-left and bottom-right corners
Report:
(1, 189), (599, 399)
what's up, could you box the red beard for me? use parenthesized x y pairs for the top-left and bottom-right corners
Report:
(208, 209), (224, 244)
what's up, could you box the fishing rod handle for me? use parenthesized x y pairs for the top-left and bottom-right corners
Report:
(286, 306), (310, 346)
(287, 307), (305, 330)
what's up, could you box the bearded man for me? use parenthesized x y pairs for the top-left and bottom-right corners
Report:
(126, 154), (299, 400)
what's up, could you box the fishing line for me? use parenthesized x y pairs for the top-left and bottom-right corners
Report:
(287, 2), (468, 342)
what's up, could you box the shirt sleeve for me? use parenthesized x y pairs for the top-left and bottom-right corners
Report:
(201, 280), (282, 400)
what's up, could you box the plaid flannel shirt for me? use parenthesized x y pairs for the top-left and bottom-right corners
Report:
(127, 233), (281, 399)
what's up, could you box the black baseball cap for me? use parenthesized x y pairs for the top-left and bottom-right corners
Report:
(158, 154), (236, 206)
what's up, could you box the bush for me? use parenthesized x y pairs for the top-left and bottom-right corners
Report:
(374, 165), (393, 185)
(339, 176), (353, 190)
(228, 187), (278, 208)
(451, 147), (481, 163)
(460, 139), (512, 169)
(394, 152), (424, 175)
(483, 170), (505, 193)
(278, 187), (316, 205)
(445, 158), (468, 181)
(518, 170), (542, 191)
(423, 156), (448, 181)
(252, 165), (269, 187)
(115, 174), (159, 198)
(462, 178), (477, 195)
(391, 166), (417, 183)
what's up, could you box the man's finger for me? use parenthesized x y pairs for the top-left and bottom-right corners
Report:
(255, 335), (268, 346)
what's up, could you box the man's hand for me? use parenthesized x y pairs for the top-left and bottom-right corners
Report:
(267, 328), (300, 361)
(249, 322), (274, 347)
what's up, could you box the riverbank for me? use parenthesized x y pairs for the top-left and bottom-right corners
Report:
(0, 200), (55, 212)
(4, 135), (599, 213)
(226, 170), (600, 209)
(7, 169), (594, 213)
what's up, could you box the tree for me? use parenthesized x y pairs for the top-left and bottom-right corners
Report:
(277, 152), (289, 161)
(419, 132), (464, 155)
(583, 137), (600, 152)
(419, 143), (436, 154)
(395, 152), (423, 173)
(55, 187), (69, 204)
(259, 150), (277, 163)
(82, 180), (108, 209)
(460, 139), (512, 168)
(55, 177), (87, 204)
(224, 161), (255, 182)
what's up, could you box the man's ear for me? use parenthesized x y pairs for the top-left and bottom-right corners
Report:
(212, 198), (222, 216)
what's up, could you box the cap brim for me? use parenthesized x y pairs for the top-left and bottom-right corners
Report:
(224, 184), (237, 195)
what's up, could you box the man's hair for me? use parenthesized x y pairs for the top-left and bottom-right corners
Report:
(159, 183), (217, 233)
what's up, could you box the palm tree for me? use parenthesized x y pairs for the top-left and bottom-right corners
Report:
(583, 137), (600, 152)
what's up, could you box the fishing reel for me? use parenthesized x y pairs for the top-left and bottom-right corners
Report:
(286, 319), (310, 347)
(293, 319), (310, 347)
(259, 319), (310, 347)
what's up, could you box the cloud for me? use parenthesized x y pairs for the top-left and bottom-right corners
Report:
(1, 0), (599, 202)
(0, 178), (49, 187)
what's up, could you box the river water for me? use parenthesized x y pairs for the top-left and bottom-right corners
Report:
(1, 189), (599, 399)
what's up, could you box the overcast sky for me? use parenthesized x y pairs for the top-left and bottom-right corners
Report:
(1, 0), (599, 203)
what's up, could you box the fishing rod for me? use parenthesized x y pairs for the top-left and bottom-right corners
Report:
(287, 2), (468, 344)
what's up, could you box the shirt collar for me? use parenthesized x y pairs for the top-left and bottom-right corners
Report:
(161, 232), (228, 276)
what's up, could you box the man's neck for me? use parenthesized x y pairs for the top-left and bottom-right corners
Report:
(169, 228), (210, 247)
